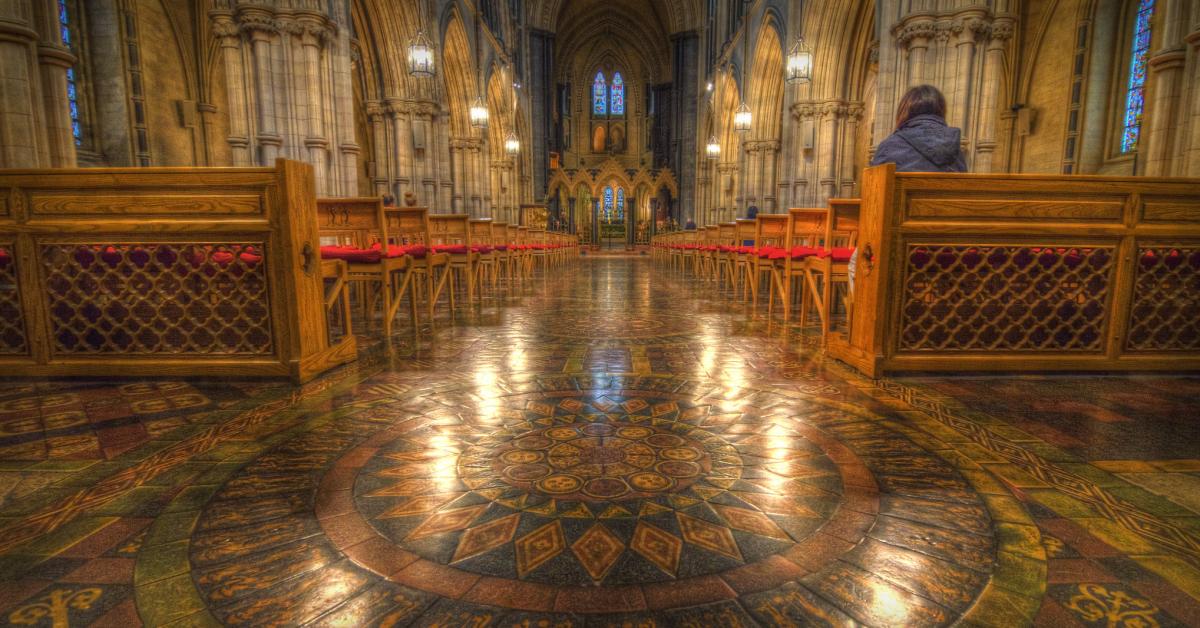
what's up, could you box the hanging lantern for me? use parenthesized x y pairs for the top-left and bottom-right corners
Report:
(407, 30), (435, 77)
(734, 101), (752, 133)
(469, 96), (489, 129)
(786, 37), (813, 84)
(705, 136), (720, 159)
(505, 131), (520, 155)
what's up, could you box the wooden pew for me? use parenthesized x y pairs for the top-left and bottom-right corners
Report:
(749, 214), (788, 309)
(828, 164), (1200, 376)
(0, 159), (355, 382)
(469, 218), (499, 292)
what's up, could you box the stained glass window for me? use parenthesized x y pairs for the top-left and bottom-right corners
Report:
(616, 188), (625, 221)
(1121, 0), (1154, 153)
(59, 0), (81, 146)
(611, 72), (625, 116)
(603, 186), (614, 222)
(593, 72), (607, 116)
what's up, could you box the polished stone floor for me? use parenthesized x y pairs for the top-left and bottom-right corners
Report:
(2, 258), (1200, 627)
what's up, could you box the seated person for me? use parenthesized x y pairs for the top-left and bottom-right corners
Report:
(850, 85), (966, 291)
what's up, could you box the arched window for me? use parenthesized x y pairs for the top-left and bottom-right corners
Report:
(616, 188), (626, 221)
(603, 186), (614, 222)
(1120, 0), (1154, 153)
(593, 72), (607, 116)
(59, 0), (80, 145)
(610, 72), (625, 116)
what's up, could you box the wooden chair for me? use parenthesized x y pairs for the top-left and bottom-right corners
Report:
(316, 197), (411, 337)
(716, 223), (738, 290)
(773, 208), (829, 324)
(802, 199), (859, 337)
(732, 219), (756, 298)
(383, 206), (452, 326)
(470, 219), (499, 293)
(429, 214), (480, 309)
(749, 215), (789, 310)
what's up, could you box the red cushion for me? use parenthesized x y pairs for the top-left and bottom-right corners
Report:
(790, 246), (822, 259)
(494, 244), (509, 251)
(717, 245), (735, 253)
(821, 247), (855, 263)
(736, 246), (755, 255)
(756, 246), (784, 259)
(433, 244), (470, 255)
(0, 249), (9, 270)
(211, 249), (263, 266)
(321, 245), (381, 264)
(472, 245), (493, 254)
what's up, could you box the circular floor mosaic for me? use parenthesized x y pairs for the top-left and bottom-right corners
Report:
(349, 393), (848, 586)
(187, 376), (998, 623)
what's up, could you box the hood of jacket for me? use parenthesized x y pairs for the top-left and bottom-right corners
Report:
(895, 115), (963, 168)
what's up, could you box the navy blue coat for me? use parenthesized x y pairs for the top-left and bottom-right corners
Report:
(870, 114), (967, 173)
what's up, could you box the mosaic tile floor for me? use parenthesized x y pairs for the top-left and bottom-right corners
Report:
(2, 258), (1200, 627)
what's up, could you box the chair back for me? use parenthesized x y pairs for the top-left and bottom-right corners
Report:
(828, 199), (861, 249)
(755, 214), (789, 250)
(469, 219), (495, 246)
(734, 219), (756, 248)
(786, 208), (829, 249)
(383, 206), (432, 247)
(429, 214), (473, 247)
(316, 197), (386, 248)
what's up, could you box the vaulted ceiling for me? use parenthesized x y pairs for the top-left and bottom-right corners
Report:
(536, 0), (700, 85)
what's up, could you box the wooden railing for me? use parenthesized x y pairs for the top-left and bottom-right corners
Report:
(828, 164), (1200, 376)
(0, 159), (355, 382)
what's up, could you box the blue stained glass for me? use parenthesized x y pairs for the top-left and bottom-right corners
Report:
(616, 188), (625, 221)
(1121, 0), (1154, 153)
(59, 0), (81, 146)
(603, 186), (614, 222)
(593, 72), (607, 116)
(610, 73), (625, 116)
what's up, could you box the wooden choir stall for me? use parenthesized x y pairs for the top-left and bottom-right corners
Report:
(829, 164), (1200, 376)
(0, 160), (356, 383)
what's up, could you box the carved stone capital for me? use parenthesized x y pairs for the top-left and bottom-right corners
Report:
(897, 21), (936, 46)
(990, 20), (1015, 41)
(365, 101), (384, 119)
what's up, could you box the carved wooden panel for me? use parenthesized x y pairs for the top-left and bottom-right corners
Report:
(0, 189), (9, 218)
(900, 244), (1115, 352)
(40, 243), (272, 355)
(1142, 198), (1200, 223)
(906, 198), (1124, 221)
(0, 243), (27, 355)
(1127, 246), (1200, 351)
(30, 193), (264, 215)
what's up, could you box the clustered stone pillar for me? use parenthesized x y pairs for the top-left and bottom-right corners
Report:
(209, 1), (356, 195)
(1186, 22), (1200, 175)
(1143, 0), (1190, 176)
(883, 8), (1015, 173)
(0, 0), (77, 168)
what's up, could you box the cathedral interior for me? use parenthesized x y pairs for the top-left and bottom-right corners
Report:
(2, 0), (1200, 626)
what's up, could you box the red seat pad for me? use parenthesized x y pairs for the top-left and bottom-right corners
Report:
(433, 244), (470, 255)
(820, 247), (855, 263)
(736, 246), (755, 254)
(369, 243), (425, 259)
(790, 246), (821, 259)
(718, 245), (735, 253)
(211, 249), (263, 266)
(494, 244), (509, 251)
(471, 245), (493, 254)
(321, 245), (382, 264)
(0, 248), (10, 269)
(755, 246), (784, 259)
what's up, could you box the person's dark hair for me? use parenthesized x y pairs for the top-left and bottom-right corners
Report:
(382, 194), (396, 206)
(895, 85), (947, 129)
(747, 206), (759, 219)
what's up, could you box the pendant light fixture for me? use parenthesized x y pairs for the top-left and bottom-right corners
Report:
(734, 0), (752, 134)
(706, 135), (721, 159)
(407, 1), (435, 78)
(785, 1), (812, 85)
(470, 16), (488, 130)
(505, 65), (519, 155)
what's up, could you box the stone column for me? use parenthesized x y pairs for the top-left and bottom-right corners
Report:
(0, 0), (46, 167)
(388, 99), (412, 198)
(1144, 0), (1190, 176)
(450, 138), (468, 212)
(366, 101), (387, 194)
(839, 106), (862, 198)
(718, 163), (738, 221)
(1185, 27), (1200, 176)
(904, 22), (934, 86)
(415, 102), (437, 206)
(298, 15), (329, 194)
(760, 140), (780, 212)
(974, 20), (1012, 173)
(212, 13), (250, 165)
(239, 9), (280, 163)
(949, 18), (981, 131)
(35, 1), (77, 168)
(818, 102), (842, 205)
